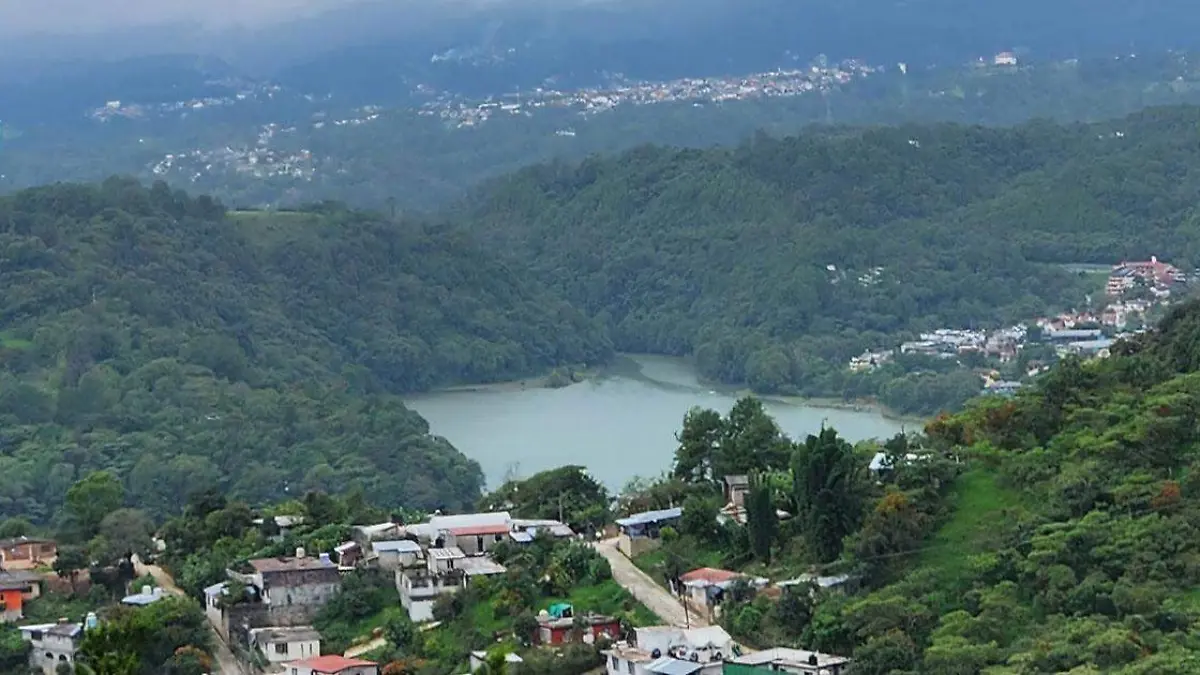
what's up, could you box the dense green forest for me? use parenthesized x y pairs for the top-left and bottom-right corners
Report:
(0, 179), (611, 521)
(457, 105), (1200, 400)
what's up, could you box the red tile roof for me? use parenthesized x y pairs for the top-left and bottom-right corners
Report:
(679, 567), (743, 585)
(449, 524), (511, 537)
(289, 655), (377, 673)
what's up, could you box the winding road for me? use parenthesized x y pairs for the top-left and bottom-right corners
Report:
(592, 538), (707, 628)
(132, 556), (246, 675)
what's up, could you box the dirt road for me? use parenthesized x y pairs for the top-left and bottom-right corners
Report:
(592, 539), (707, 628)
(132, 556), (246, 675)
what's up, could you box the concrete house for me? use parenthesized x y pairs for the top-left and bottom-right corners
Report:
(20, 621), (83, 675)
(284, 654), (379, 675)
(371, 540), (422, 571)
(397, 547), (465, 622)
(242, 551), (340, 621)
(604, 626), (732, 675)
(250, 626), (322, 664)
(724, 648), (851, 675)
(0, 570), (42, 622)
(0, 537), (57, 571)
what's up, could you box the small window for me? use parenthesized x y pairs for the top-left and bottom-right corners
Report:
(610, 656), (618, 669)
(45, 652), (53, 661)
(494, 534), (504, 542)
(274, 643), (288, 655)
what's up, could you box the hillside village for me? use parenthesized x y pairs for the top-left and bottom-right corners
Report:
(847, 257), (1192, 395)
(3, 495), (862, 675)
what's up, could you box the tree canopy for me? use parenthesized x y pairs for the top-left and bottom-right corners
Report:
(0, 178), (612, 520)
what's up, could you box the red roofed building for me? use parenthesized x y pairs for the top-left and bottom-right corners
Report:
(284, 654), (379, 675)
(446, 524), (511, 556)
(677, 568), (768, 619)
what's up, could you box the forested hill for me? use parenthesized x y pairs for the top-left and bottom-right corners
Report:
(848, 298), (1200, 673)
(459, 105), (1200, 394)
(0, 179), (611, 522)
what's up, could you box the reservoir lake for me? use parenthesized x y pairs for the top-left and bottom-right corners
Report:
(406, 355), (908, 490)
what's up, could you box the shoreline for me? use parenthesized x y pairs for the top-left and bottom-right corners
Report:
(412, 355), (930, 426)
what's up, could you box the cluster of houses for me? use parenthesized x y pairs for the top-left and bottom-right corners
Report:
(202, 510), (593, 673)
(1, 536), (183, 674)
(847, 257), (1192, 393)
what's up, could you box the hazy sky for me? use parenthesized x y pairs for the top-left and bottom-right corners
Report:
(0, 0), (359, 35)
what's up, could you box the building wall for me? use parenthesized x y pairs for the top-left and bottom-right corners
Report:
(0, 589), (23, 621)
(287, 665), (379, 675)
(262, 639), (321, 663)
(26, 635), (78, 675)
(262, 569), (341, 610)
(617, 534), (661, 558)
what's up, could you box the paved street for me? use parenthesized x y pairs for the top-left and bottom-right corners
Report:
(133, 555), (246, 675)
(592, 538), (707, 628)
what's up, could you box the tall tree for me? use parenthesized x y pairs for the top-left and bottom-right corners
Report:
(63, 471), (125, 542)
(744, 474), (777, 562)
(792, 427), (867, 562)
(673, 407), (724, 482)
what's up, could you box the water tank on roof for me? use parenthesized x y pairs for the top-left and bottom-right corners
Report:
(296, 547), (306, 558)
(85, 613), (98, 631)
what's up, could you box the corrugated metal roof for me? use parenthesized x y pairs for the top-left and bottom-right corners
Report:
(615, 507), (682, 527)
(646, 657), (703, 675)
(372, 540), (421, 554)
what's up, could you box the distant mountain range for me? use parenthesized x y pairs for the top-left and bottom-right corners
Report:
(5, 0), (1200, 117)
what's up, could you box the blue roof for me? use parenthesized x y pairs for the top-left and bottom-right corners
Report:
(372, 540), (421, 554)
(646, 657), (703, 675)
(615, 507), (683, 528)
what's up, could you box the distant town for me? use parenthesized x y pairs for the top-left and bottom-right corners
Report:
(85, 54), (1034, 186)
(848, 257), (1190, 394)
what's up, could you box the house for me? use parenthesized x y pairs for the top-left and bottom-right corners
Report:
(723, 476), (750, 510)
(0, 570), (43, 622)
(445, 523), (511, 556)
(510, 519), (575, 540)
(284, 654), (379, 675)
(20, 621), (84, 674)
(121, 585), (166, 606)
(535, 604), (621, 645)
(0, 537), (57, 571)
(352, 522), (406, 545)
(604, 626), (732, 675)
(615, 507), (683, 557)
(677, 568), (767, 615)
(253, 516), (306, 540)
(984, 380), (1023, 397)
(724, 647), (851, 675)
(993, 51), (1018, 66)
(371, 540), (422, 571)
(230, 549), (341, 626)
(469, 651), (523, 673)
(250, 626), (322, 664)
(334, 542), (363, 569)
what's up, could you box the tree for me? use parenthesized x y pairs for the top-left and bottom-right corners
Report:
(478, 466), (610, 533)
(0, 517), (32, 538)
(744, 475), (777, 562)
(679, 495), (721, 544)
(673, 407), (723, 482)
(382, 614), (421, 656)
(513, 612), (539, 647)
(78, 596), (210, 675)
(63, 471), (125, 541)
(54, 545), (90, 593)
(791, 427), (866, 562)
(91, 509), (154, 565)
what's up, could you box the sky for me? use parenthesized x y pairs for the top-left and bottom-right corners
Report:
(0, 0), (358, 35)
